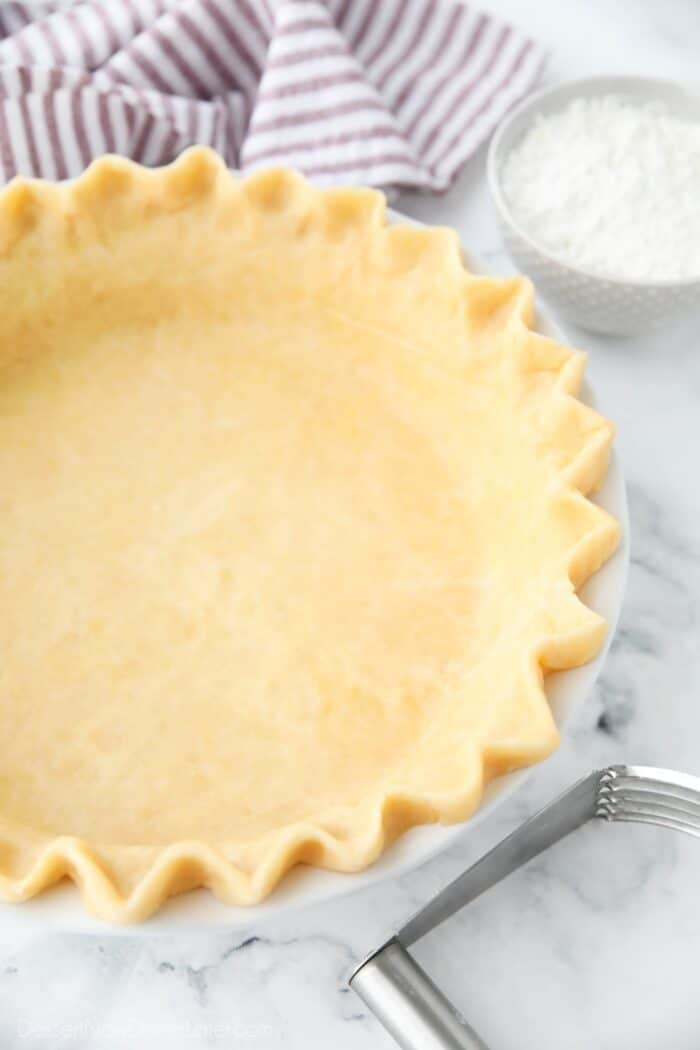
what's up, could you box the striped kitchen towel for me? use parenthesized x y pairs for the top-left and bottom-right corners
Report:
(0, 0), (546, 190)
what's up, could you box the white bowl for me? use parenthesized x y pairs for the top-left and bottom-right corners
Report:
(488, 76), (700, 336)
(0, 215), (629, 936)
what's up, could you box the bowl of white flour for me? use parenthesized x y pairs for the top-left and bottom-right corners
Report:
(488, 76), (700, 335)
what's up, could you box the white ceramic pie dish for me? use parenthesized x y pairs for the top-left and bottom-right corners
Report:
(0, 211), (629, 935)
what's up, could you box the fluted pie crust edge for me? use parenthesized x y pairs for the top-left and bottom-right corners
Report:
(0, 149), (619, 921)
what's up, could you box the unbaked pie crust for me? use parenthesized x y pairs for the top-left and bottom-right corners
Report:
(0, 148), (619, 921)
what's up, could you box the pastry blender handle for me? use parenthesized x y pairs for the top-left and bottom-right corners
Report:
(350, 765), (700, 1050)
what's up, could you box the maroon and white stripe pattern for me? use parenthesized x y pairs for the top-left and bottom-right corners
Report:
(0, 0), (545, 189)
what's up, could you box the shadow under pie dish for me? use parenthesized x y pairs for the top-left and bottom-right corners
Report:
(0, 148), (619, 922)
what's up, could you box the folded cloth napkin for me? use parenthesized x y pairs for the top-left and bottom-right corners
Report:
(0, 0), (545, 190)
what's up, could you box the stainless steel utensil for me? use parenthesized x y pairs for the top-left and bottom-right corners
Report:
(350, 764), (700, 1050)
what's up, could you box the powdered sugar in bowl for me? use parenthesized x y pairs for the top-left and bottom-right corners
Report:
(488, 76), (700, 335)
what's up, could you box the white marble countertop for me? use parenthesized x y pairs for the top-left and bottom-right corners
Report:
(2, 2), (700, 1047)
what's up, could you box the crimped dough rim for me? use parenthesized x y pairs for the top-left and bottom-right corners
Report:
(0, 149), (619, 922)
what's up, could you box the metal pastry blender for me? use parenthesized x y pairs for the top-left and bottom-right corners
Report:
(350, 764), (700, 1050)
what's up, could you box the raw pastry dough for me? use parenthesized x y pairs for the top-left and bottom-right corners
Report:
(0, 149), (619, 920)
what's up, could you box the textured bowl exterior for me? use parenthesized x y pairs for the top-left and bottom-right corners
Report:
(489, 76), (700, 336)
(497, 217), (700, 336)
